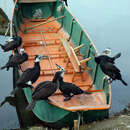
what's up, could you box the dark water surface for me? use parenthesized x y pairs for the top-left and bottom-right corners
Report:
(0, 0), (130, 129)
(0, 36), (19, 129)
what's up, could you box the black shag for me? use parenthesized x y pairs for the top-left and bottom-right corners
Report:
(59, 76), (92, 101)
(95, 52), (121, 64)
(26, 71), (64, 111)
(1, 48), (28, 71)
(0, 35), (22, 52)
(56, 64), (92, 101)
(11, 55), (48, 95)
(95, 57), (127, 86)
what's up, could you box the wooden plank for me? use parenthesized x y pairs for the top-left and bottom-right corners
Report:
(60, 38), (80, 72)
(19, 0), (56, 3)
(25, 16), (65, 32)
(70, 47), (80, 72)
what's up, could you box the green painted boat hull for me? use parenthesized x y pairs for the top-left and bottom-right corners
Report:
(12, 0), (110, 127)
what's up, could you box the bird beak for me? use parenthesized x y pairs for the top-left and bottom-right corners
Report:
(40, 55), (49, 59)
(56, 64), (65, 72)
(43, 55), (49, 59)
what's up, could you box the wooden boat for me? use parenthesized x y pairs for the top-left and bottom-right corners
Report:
(10, 0), (111, 128)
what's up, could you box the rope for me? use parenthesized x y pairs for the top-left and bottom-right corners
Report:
(40, 32), (55, 75)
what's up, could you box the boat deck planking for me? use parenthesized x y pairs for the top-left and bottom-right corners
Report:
(19, 17), (108, 112)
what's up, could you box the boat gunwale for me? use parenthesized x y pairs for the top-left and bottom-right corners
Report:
(11, 0), (112, 123)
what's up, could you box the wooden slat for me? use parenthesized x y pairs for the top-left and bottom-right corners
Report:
(60, 38), (80, 72)
(19, 17), (109, 112)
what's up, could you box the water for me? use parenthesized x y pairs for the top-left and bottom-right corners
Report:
(0, 0), (130, 129)
(0, 36), (19, 129)
(69, 0), (130, 114)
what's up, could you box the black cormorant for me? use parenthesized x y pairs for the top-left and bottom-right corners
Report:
(99, 60), (127, 86)
(26, 70), (64, 111)
(0, 35), (22, 52)
(11, 55), (48, 95)
(95, 52), (121, 65)
(1, 48), (28, 71)
(56, 64), (92, 101)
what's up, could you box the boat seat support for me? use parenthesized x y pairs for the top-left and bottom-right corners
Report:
(60, 38), (91, 81)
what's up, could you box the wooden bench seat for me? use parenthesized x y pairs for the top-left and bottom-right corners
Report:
(60, 38), (91, 81)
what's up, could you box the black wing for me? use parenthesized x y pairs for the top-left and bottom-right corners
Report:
(16, 68), (38, 84)
(32, 82), (58, 100)
(32, 81), (51, 95)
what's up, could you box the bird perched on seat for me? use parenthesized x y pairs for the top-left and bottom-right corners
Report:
(26, 70), (64, 111)
(0, 35), (22, 52)
(11, 55), (49, 95)
(56, 64), (92, 101)
(1, 48), (28, 71)
(94, 48), (127, 86)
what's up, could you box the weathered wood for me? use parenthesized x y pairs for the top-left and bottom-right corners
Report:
(25, 16), (65, 32)
(60, 38), (91, 81)
(74, 120), (78, 130)
(73, 44), (85, 52)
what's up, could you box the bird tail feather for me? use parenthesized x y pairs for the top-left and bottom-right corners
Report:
(26, 100), (36, 111)
(0, 44), (4, 49)
(113, 53), (121, 60)
(121, 79), (127, 86)
(0, 65), (7, 70)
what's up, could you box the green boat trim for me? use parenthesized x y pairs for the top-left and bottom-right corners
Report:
(10, 0), (112, 128)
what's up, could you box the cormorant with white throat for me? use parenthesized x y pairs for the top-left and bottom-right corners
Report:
(26, 70), (64, 111)
(96, 60), (127, 86)
(11, 55), (48, 95)
(1, 48), (28, 71)
(94, 49), (127, 86)
(0, 35), (22, 52)
(56, 64), (92, 101)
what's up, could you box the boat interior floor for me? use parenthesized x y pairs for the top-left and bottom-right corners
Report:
(19, 17), (109, 112)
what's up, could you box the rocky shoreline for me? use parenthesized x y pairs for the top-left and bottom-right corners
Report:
(85, 104), (130, 130)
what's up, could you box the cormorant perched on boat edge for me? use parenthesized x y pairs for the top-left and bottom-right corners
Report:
(11, 55), (49, 95)
(99, 60), (127, 86)
(26, 70), (65, 111)
(94, 52), (121, 64)
(0, 35), (22, 52)
(0, 48), (28, 71)
(56, 64), (92, 101)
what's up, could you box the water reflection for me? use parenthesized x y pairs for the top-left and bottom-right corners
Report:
(0, 96), (16, 107)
